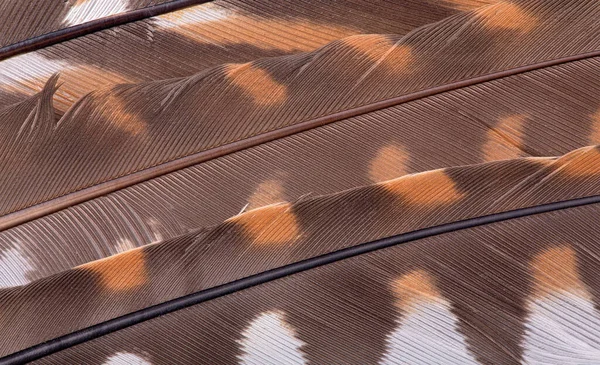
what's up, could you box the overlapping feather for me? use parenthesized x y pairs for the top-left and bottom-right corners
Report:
(0, 0), (600, 363)
(0, 0), (177, 47)
(0, 0), (599, 286)
(3, 144), (600, 356)
(0, 0), (491, 111)
(34, 204), (600, 365)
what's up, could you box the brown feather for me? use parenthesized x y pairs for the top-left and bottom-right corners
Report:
(2, 145), (600, 356)
(33, 203), (600, 365)
(1, 0), (600, 363)
(1, 3), (599, 285)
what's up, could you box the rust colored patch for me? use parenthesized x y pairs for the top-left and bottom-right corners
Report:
(231, 203), (300, 246)
(79, 248), (147, 291)
(589, 109), (600, 145)
(382, 169), (464, 206)
(342, 35), (413, 72)
(247, 179), (286, 211)
(475, 1), (538, 33)
(225, 63), (287, 106)
(529, 246), (587, 298)
(482, 114), (527, 162)
(0, 63), (137, 114)
(392, 270), (441, 311)
(368, 144), (408, 183)
(557, 146), (600, 177)
(96, 91), (147, 136)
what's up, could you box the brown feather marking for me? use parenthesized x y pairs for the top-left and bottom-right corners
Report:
(231, 203), (300, 246)
(482, 114), (527, 162)
(530, 246), (587, 298)
(79, 248), (147, 291)
(98, 92), (147, 136)
(475, 1), (538, 32)
(392, 270), (441, 312)
(225, 63), (287, 106)
(368, 144), (408, 183)
(342, 35), (413, 72)
(382, 169), (464, 206)
(557, 146), (600, 177)
(589, 109), (600, 145)
(247, 179), (286, 211)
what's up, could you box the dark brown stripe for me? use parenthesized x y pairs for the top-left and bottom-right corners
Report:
(0, 0), (211, 61)
(0, 50), (599, 232)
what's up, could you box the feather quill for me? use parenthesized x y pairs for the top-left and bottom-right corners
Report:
(0, 0), (180, 47)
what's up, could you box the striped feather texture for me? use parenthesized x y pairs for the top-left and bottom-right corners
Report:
(0, 0), (176, 47)
(2, 144), (600, 356)
(0, 0), (492, 112)
(2, 53), (600, 286)
(1, 0), (600, 363)
(31, 203), (600, 364)
(0, 0), (599, 288)
(1, 0), (597, 221)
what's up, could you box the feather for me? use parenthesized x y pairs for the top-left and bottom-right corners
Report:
(1, 0), (600, 363)
(31, 202), (600, 365)
(0, 0), (599, 286)
(3, 53), (600, 286)
(2, 145), (600, 357)
(0, 0), (489, 112)
(0, 0), (175, 47)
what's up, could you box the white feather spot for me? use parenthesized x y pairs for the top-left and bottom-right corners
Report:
(380, 301), (480, 365)
(154, 4), (232, 30)
(522, 291), (600, 364)
(64, 0), (128, 26)
(237, 310), (307, 365)
(0, 246), (34, 288)
(146, 218), (164, 243)
(0, 53), (68, 90)
(114, 238), (137, 254)
(103, 352), (152, 365)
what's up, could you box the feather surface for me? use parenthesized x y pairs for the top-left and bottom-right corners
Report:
(2, 0), (597, 219)
(0, 0), (175, 47)
(1, 0), (600, 363)
(0, 0), (491, 112)
(3, 3), (597, 282)
(0, 0), (599, 286)
(31, 202), (600, 365)
(1, 53), (600, 286)
(3, 144), (600, 355)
